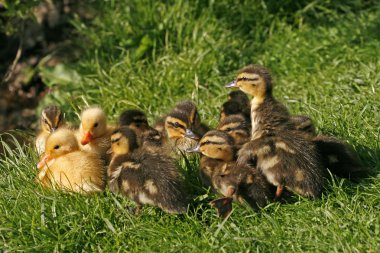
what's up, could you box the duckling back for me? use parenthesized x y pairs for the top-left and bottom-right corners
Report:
(39, 151), (105, 193)
(313, 135), (367, 179)
(238, 130), (325, 198)
(108, 151), (189, 214)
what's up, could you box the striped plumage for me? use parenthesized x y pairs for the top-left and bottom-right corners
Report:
(227, 64), (325, 198)
(35, 105), (65, 156)
(108, 127), (189, 214)
(190, 130), (275, 212)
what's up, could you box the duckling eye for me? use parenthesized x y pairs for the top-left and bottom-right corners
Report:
(44, 119), (49, 124)
(173, 122), (180, 128)
(220, 174), (225, 178)
(54, 145), (60, 150)
(94, 123), (99, 128)
(226, 127), (232, 131)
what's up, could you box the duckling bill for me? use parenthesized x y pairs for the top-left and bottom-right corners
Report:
(77, 106), (114, 161)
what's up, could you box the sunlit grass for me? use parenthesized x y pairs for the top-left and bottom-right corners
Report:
(1, 1), (380, 251)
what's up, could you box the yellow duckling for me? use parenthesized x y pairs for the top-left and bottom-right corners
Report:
(77, 106), (114, 160)
(37, 128), (105, 193)
(35, 105), (65, 156)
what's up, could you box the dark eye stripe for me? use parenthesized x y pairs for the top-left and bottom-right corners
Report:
(43, 117), (53, 130)
(111, 138), (121, 143)
(237, 77), (259, 82)
(200, 141), (225, 146)
(168, 121), (186, 130)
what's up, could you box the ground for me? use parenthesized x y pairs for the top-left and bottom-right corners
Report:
(1, 1), (380, 252)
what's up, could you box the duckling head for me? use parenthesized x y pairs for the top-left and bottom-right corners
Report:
(37, 129), (79, 169)
(220, 101), (243, 121)
(40, 105), (63, 133)
(119, 109), (149, 129)
(212, 163), (239, 198)
(165, 110), (198, 141)
(218, 115), (250, 145)
(110, 127), (139, 156)
(228, 90), (250, 104)
(188, 130), (235, 161)
(80, 107), (108, 145)
(173, 100), (201, 129)
(225, 64), (272, 102)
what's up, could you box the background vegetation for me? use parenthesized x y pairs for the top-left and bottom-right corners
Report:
(1, 0), (380, 251)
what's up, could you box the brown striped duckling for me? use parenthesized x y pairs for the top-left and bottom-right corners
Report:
(219, 91), (251, 122)
(164, 101), (208, 153)
(77, 107), (114, 160)
(119, 109), (150, 143)
(226, 64), (325, 198)
(35, 105), (65, 156)
(291, 115), (316, 135)
(172, 100), (209, 136)
(37, 129), (105, 193)
(108, 127), (189, 214)
(188, 130), (275, 216)
(217, 114), (251, 147)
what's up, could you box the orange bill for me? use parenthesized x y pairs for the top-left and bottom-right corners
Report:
(81, 131), (92, 145)
(37, 154), (51, 169)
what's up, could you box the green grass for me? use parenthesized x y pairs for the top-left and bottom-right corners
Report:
(1, 1), (380, 251)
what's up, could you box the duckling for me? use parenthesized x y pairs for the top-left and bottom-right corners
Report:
(313, 134), (367, 179)
(119, 109), (151, 146)
(228, 90), (251, 108)
(172, 100), (209, 136)
(37, 129), (105, 193)
(163, 101), (209, 153)
(188, 130), (275, 214)
(139, 127), (169, 154)
(219, 101), (247, 122)
(219, 91), (251, 121)
(35, 105), (65, 155)
(78, 106), (114, 160)
(217, 114), (251, 147)
(226, 64), (325, 198)
(290, 115), (316, 135)
(211, 160), (276, 216)
(108, 127), (189, 214)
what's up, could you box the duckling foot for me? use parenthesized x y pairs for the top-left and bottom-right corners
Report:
(210, 197), (233, 219)
(275, 185), (283, 199)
